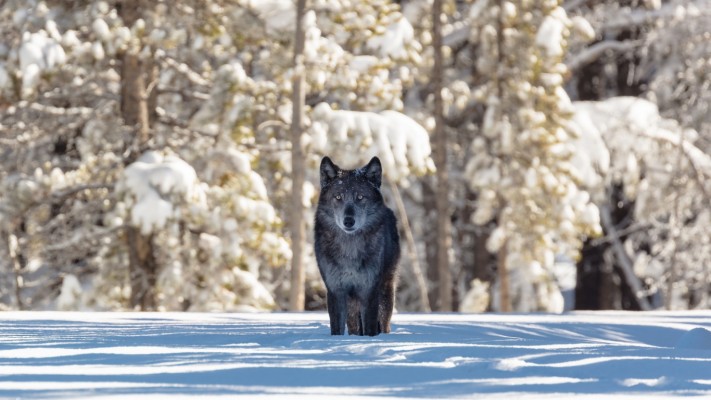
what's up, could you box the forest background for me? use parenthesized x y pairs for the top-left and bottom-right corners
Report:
(0, 0), (709, 314)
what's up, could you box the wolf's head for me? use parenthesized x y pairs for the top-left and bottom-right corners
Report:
(318, 156), (384, 234)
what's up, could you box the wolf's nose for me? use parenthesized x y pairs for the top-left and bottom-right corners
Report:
(343, 216), (355, 228)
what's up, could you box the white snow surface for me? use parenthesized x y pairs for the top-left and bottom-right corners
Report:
(1, 311), (710, 399)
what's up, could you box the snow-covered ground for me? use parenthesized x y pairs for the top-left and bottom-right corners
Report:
(1, 311), (710, 399)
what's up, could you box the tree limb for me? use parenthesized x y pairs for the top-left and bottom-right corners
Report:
(640, 129), (711, 203)
(567, 40), (642, 72)
(602, 3), (711, 32)
(157, 52), (210, 87)
(51, 183), (114, 203)
(23, 101), (93, 116)
(599, 203), (652, 310)
(388, 178), (431, 312)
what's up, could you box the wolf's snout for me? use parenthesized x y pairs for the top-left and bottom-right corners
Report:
(343, 216), (356, 228)
(343, 204), (356, 229)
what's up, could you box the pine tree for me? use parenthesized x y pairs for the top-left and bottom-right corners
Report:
(466, 0), (601, 312)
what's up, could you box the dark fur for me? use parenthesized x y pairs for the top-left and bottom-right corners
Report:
(314, 156), (400, 336)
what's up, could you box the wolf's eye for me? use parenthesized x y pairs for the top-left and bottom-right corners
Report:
(335, 194), (342, 200)
(357, 194), (363, 200)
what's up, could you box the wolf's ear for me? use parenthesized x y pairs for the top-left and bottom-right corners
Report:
(363, 157), (382, 188)
(320, 156), (339, 187)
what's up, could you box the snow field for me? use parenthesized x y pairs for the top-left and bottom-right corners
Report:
(0, 312), (710, 399)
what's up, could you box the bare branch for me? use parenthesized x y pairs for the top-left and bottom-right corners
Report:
(599, 204), (652, 310)
(590, 222), (651, 247)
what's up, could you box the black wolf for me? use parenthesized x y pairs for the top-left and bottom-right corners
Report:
(314, 156), (400, 336)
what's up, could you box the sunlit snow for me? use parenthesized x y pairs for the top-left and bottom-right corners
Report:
(1, 312), (710, 399)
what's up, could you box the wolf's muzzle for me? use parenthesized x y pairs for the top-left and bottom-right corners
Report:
(343, 216), (356, 228)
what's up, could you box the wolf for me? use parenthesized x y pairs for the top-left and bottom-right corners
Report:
(314, 156), (400, 336)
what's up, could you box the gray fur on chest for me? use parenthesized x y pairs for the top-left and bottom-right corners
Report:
(335, 235), (370, 260)
(321, 235), (382, 295)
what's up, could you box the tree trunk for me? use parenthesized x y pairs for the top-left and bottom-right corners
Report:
(422, 180), (439, 308)
(497, 241), (512, 312)
(388, 179), (431, 312)
(288, 0), (307, 311)
(493, 0), (511, 313)
(6, 231), (24, 310)
(127, 228), (158, 310)
(120, 0), (157, 310)
(432, 0), (452, 311)
(120, 0), (150, 146)
(121, 52), (150, 145)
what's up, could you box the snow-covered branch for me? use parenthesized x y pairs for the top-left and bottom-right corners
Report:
(24, 101), (93, 116)
(443, 25), (470, 49)
(156, 107), (217, 137)
(639, 128), (711, 202)
(43, 226), (122, 253)
(567, 40), (642, 71)
(51, 183), (114, 203)
(563, 0), (592, 12)
(602, 3), (710, 32)
(158, 53), (210, 87)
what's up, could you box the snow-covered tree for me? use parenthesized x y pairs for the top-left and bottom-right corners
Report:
(567, 0), (709, 131)
(0, 0), (290, 311)
(465, 0), (600, 312)
(641, 1), (711, 147)
(1, 0), (707, 314)
(563, 0), (711, 310)
(572, 97), (711, 310)
(0, 0), (434, 312)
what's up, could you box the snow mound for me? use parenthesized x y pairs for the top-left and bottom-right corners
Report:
(367, 17), (415, 59)
(118, 151), (205, 235)
(246, 0), (295, 36)
(19, 30), (67, 97)
(310, 102), (435, 183)
(536, 15), (565, 57)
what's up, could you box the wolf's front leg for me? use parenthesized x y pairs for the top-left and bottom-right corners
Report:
(327, 291), (347, 335)
(347, 298), (362, 335)
(378, 278), (396, 334)
(362, 291), (381, 336)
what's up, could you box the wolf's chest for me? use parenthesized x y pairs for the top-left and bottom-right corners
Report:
(325, 251), (380, 293)
(335, 237), (375, 261)
(323, 237), (381, 282)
